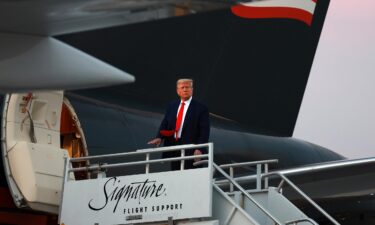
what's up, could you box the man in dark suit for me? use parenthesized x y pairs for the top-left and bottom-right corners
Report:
(148, 78), (210, 170)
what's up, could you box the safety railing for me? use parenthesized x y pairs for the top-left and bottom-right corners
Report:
(212, 162), (284, 225)
(219, 159), (278, 192)
(210, 159), (339, 225)
(264, 172), (340, 225)
(66, 143), (213, 179)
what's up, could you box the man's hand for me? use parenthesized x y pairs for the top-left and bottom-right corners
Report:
(147, 138), (162, 147)
(193, 149), (202, 162)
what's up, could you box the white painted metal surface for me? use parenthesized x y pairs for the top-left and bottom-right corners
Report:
(1, 92), (66, 213)
(212, 185), (260, 225)
(244, 188), (313, 225)
(1, 92), (88, 214)
(59, 144), (214, 225)
(60, 169), (212, 225)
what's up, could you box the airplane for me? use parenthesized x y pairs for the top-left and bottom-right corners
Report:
(1, 0), (375, 224)
(0, 2), (237, 224)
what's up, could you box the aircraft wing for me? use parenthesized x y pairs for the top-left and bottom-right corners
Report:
(0, 0), (233, 36)
(0, 0), (234, 93)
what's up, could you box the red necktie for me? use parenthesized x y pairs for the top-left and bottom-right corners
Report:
(175, 102), (185, 140)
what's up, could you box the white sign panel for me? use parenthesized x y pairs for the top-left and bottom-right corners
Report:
(59, 168), (212, 225)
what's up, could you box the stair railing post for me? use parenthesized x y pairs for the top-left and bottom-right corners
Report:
(229, 167), (234, 192)
(145, 153), (150, 174)
(264, 163), (269, 189)
(180, 149), (185, 170)
(277, 180), (285, 193)
(168, 216), (174, 225)
(256, 163), (262, 190)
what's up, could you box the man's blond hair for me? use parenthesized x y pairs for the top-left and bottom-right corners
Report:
(176, 78), (193, 88)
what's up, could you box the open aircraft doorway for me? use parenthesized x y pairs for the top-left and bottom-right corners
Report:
(1, 92), (88, 214)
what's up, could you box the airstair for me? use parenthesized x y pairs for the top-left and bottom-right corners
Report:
(59, 143), (340, 225)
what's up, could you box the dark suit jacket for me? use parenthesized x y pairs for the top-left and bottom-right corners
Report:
(157, 98), (210, 157)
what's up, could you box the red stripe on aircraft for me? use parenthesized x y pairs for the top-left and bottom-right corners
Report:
(231, 4), (314, 26)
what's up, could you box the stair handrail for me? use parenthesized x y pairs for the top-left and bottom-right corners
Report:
(213, 163), (285, 225)
(67, 143), (212, 174)
(263, 172), (340, 225)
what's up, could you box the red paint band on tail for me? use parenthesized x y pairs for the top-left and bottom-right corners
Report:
(231, 4), (315, 26)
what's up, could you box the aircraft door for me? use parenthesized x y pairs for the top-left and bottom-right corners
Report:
(1, 92), (87, 214)
(60, 97), (89, 179)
